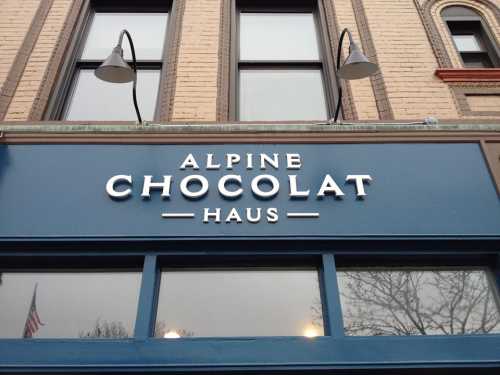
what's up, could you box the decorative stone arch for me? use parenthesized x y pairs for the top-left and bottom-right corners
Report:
(418, 0), (500, 68)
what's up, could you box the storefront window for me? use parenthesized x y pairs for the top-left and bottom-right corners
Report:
(155, 269), (324, 337)
(337, 268), (500, 336)
(0, 272), (141, 338)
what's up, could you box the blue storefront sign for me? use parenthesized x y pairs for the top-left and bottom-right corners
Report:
(0, 143), (499, 240)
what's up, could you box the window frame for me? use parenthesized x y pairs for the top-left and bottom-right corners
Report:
(154, 263), (327, 338)
(1, 247), (500, 371)
(229, 0), (339, 121)
(442, 7), (500, 69)
(44, 0), (173, 121)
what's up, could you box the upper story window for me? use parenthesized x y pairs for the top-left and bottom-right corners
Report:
(442, 6), (500, 68)
(59, 3), (169, 121)
(235, 1), (332, 121)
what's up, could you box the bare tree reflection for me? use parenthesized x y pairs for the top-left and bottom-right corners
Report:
(310, 295), (324, 329)
(154, 320), (194, 338)
(339, 270), (500, 336)
(79, 318), (130, 338)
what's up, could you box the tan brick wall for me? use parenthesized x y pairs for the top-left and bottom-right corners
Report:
(171, 0), (221, 121)
(0, 0), (39, 92)
(333, 0), (380, 120)
(364, 0), (460, 120)
(467, 94), (500, 111)
(5, 0), (71, 121)
(0, 0), (499, 123)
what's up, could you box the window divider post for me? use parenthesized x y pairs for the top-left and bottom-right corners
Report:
(320, 253), (344, 338)
(493, 255), (500, 309)
(134, 254), (160, 339)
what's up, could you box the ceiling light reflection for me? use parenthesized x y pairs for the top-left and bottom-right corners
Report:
(303, 326), (319, 338)
(164, 330), (181, 339)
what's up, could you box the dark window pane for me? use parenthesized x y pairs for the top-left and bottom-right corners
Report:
(64, 69), (160, 121)
(240, 13), (319, 61)
(461, 53), (493, 68)
(337, 269), (500, 336)
(155, 269), (324, 337)
(239, 69), (327, 121)
(0, 272), (141, 338)
(82, 13), (168, 60)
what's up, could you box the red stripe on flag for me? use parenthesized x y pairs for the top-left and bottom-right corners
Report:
(33, 310), (44, 326)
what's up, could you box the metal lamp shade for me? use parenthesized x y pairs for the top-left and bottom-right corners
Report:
(95, 46), (135, 83)
(338, 42), (378, 80)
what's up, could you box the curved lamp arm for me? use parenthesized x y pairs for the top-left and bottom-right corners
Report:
(117, 29), (142, 123)
(333, 28), (353, 123)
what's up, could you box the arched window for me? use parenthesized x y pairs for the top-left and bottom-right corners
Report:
(442, 5), (499, 68)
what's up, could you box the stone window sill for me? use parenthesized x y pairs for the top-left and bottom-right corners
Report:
(435, 68), (500, 82)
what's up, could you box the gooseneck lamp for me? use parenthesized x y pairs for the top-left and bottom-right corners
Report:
(95, 29), (142, 123)
(332, 28), (378, 123)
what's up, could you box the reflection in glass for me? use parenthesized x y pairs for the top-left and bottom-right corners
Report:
(453, 34), (483, 52)
(338, 269), (500, 336)
(64, 70), (160, 121)
(240, 13), (320, 61)
(239, 69), (327, 121)
(0, 272), (141, 338)
(82, 13), (168, 60)
(155, 269), (324, 337)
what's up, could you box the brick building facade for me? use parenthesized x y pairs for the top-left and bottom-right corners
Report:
(1, 1), (500, 374)
(0, 0), (499, 122)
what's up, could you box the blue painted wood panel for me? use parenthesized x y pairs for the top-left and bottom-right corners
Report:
(0, 143), (498, 239)
(1, 335), (500, 370)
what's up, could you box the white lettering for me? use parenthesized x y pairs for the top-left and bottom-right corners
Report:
(286, 153), (302, 169)
(141, 175), (172, 198)
(226, 153), (241, 169)
(288, 175), (310, 197)
(218, 175), (243, 198)
(260, 153), (279, 169)
(225, 208), (243, 223)
(246, 153), (253, 170)
(246, 208), (262, 223)
(180, 153), (200, 170)
(346, 174), (372, 197)
(251, 175), (280, 198)
(203, 208), (221, 223)
(206, 153), (221, 170)
(317, 174), (345, 197)
(267, 208), (279, 223)
(180, 175), (209, 199)
(106, 175), (132, 199)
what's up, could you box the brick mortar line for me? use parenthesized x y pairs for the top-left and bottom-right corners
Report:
(415, 0), (453, 68)
(322, 0), (358, 121)
(160, 0), (186, 121)
(0, 0), (54, 120)
(351, 0), (394, 121)
(216, 0), (231, 121)
(28, 0), (85, 121)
